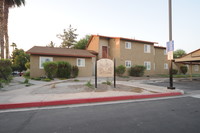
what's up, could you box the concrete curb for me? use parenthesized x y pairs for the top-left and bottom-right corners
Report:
(0, 92), (183, 110)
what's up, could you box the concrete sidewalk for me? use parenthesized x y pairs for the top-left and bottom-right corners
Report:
(0, 77), (184, 109)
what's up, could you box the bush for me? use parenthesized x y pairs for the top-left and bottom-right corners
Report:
(0, 59), (12, 81)
(172, 69), (178, 75)
(116, 65), (126, 76)
(41, 78), (51, 82)
(23, 71), (30, 78)
(102, 80), (112, 85)
(24, 78), (29, 84)
(71, 66), (79, 78)
(43, 62), (58, 79)
(85, 80), (93, 88)
(57, 61), (71, 78)
(25, 62), (30, 69)
(180, 65), (188, 75)
(129, 65), (146, 77)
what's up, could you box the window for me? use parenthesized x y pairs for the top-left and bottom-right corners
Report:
(39, 57), (53, 69)
(144, 61), (151, 70)
(125, 42), (131, 49)
(77, 58), (85, 67)
(194, 65), (199, 72)
(164, 63), (168, 69)
(125, 60), (131, 68)
(144, 44), (151, 53)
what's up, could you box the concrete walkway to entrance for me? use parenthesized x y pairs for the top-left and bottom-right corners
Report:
(0, 77), (183, 109)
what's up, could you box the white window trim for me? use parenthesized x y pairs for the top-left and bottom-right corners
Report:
(125, 42), (132, 49)
(144, 61), (151, 70)
(77, 58), (85, 67)
(144, 44), (151, 53)
(39, 56), (53, 69)
(194, 65), (199, 72)
(164, 63), (168, 69)
(125, 60), (132, 68)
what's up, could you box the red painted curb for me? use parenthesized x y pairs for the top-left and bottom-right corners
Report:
(0, 92), (182, 110)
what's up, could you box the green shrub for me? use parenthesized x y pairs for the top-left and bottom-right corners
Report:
(25, 62), (30, 69)
(85, 80), (93, 88)
(24, 78), (29, 84)
(116, 65), (126, 76)
(129, 65), (146, 77)
(43, 62), (58, 79)
(0, 82), (3, 88)
(23, 71), (30, 78)
(172, 69), (178, 75)
(41, 78), (51, 82)
(180, 65), (188, 75)
(31, 77), (41, 80)
(74, 79), (79, 82)
(57, 61), (71, 78)
(71, 66), (79, 78)
(102, 80), (112, 85)
(0, 59), (12, 81)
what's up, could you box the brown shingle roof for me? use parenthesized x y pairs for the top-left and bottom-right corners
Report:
(154, 46), (166, 49)
(26, 46), (95, 57)
(87, 35), (158, 48)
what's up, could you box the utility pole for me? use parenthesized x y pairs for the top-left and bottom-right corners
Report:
(167, 0), (175, 89)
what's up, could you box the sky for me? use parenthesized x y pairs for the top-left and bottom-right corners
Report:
(8, 0), (200, 53)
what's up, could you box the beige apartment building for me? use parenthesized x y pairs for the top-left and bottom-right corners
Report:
(27, 46), (95, 78)
(87, 35), (169, 76)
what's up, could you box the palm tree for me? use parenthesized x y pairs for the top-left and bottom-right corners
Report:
(10, 42), (17, 51)
(4, 0), (25, 59)
(0, 0), (4, 59)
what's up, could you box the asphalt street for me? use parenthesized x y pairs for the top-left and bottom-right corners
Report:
(145, 79), (200, 94)
(0, 96), (200, 133)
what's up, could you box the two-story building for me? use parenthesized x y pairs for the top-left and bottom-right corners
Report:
(86, 35), (169, 76)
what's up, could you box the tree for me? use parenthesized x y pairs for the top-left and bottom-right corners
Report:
(180, 65), (188, 75)
(0, 0), (4, 59)
(3, 0), (25, 59)
(0, 59), (12, 81)
(46, 41), (56, 47)
(0, 0), (25, 59)
(57, 25), (78, 48)
(10, 42), (17, 51)
(173, 49), (186, 58)
(74, 35), (91, 49)
(11, 48), (30, 72)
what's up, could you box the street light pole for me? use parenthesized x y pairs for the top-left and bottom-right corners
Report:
(167, 0), (175, 89)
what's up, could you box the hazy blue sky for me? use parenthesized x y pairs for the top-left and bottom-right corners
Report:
(9, 0), (200, 53)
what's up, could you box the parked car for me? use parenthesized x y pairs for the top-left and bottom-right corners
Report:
(12, 71), (24, 76)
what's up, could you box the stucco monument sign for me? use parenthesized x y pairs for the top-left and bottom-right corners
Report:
(97, 59), (114, 77)
(95, 58), (116, 88)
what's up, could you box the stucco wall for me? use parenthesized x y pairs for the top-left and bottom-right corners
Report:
(154, 48), (169, 75)
(87, 36), (99, 53)
(119, 40), (155, 76)
(98, 37), (109, 59)
(30, 55), (93, 78)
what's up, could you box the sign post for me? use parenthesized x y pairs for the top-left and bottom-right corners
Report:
(167, 0), (175, 89)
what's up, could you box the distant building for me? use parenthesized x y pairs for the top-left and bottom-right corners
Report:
(175, 48), (200, 75)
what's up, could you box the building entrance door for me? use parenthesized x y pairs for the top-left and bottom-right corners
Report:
(102, 46), (108, 58)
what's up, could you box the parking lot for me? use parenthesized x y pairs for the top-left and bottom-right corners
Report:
(145, 78), (200, 94)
